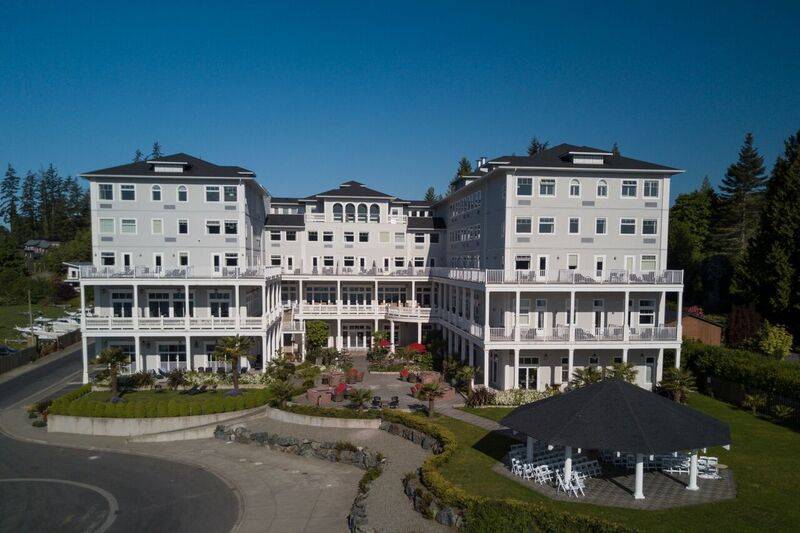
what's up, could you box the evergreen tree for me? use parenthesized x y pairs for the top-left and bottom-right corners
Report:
(0, 164), (20, 234)
(719, 133), (766, 257)
(150, 141), (163, 159)
(424, 187), (438, 203)
(527, 136), (549, 156)
(19, 171), (38, 240)
(448, 157), (473, 194)
(735, 130), (800, 332)
(611, 142), (620, 156)
(133, 149), (145, 162)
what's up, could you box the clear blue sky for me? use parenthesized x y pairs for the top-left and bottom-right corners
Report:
(1, 0), (798, 202)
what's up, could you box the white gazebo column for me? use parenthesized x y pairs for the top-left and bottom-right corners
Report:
(687, 451), (699, 491)
(564, 446), (573, 481)
(526, 436), (534, 462)
(634, 453), (645, 499)
(513, 348), (520, 389)
(261, 334), (268, 372)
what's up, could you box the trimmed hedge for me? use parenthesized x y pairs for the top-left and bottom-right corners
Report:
(281, 404), (382, 420)
(48, 388), (273, 418)
(381, 411), (629, 533)
(684, 341), (800, 400)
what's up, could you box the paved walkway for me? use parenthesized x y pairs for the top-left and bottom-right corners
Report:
(239, 415), (449, 533)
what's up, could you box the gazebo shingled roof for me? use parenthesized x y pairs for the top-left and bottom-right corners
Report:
(499, 379), (731, 455)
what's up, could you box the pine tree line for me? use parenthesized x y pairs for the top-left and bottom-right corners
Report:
(0, 163), (89, 243)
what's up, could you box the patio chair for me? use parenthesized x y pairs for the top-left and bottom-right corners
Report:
(371, 396), (382, 409)
(511, 458), (523, 477)
(191, 384), (208, 395)
(389, 396), (399, 409)
(570, 472), (586, 496)
(180, 385), (199, 395)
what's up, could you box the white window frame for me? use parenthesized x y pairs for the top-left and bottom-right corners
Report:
(120, 218), (137, 235)
(151, 218), (164, 235)
(638, 300), (656, 326)
(178, 251), (190, 267)
(515, 217), (532, 234)
(177, 185), (188, 202)
(596, 179), (608, 198)
(643, 179), (660, 198)
(642, 219), (658, 235)
(595, 217), (607, 235)
(323, 231), (334, 242)
(205, 185), (221, 202)
(223, 185), (238, 203)
(568, 217), (580, 235)
(537, 216), (555, 234)
(99, 217), (115, 234)
(569, 179), (581, 198)
(98, 183), (113, 201)
(308, 231), (318, 242)
(177, 219), (188, 235)
(516, 177), (533, 196)
(120, 184), (136, 201)
(567, 253), (579, 270)
(100, 251), (116, 266)
(151, 184), (162, 202)
(205, 220), (221, 235)
(640, 254), (657, 271)
(224, 220), (238, 235)
(621, 179), (638, 198)
(539, 178), (556, 197)
(619, 218), (637, 235)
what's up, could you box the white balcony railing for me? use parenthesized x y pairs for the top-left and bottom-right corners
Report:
(433, 268), (683, 286)
(629, 326), (678, 341)
(80, 265), (281, 280)
(574, 327), (625, 341)
(387, 214), (408, 224)
(385, 306), (432, 319)
(489, 327), (515, 342)
(304, 213), (326, 223)
(519, 326), (570, 342)
(83, 315), (272, 331)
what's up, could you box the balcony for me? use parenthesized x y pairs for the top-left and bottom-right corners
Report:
(83, 313), (279, 332)
(283, 266), (430, 277)
(304, 213), (326, 223)
(519, 326), (570, 342)
(574, 326), (625, 341)
(432, 268), (683, 286)
(80, 265), (281, 281)
(484, 326), (678, 343)
(385, 305), (431, 320)
(629, 326), (678, 341)
(295, 304), (432, 320)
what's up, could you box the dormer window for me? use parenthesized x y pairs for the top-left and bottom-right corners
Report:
(564, 151), (612, 165)
(149, 159), (187, 173)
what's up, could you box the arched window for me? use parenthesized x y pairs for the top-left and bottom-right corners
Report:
(596, 179), (608, 198)
(177, 185), (188, 202)
(151, 184), (162, 201)
(369, 204), (380, 222)
(357, 204), (368, 222)
(569, 179), (581, 198)
(333, 203), (343, 222)
(345, 203), (355, 222)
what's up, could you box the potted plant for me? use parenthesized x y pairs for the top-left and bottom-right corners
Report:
(399, 367), (410, 381)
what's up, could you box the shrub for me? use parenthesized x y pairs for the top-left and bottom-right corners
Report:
(757, 321), (793, 360)
(358, 466), (382, 494)
(772, 404), (795, 422)
(742, 393), (767, 415)
(492, 388), (552, 406)
(465, 387), (495, 407)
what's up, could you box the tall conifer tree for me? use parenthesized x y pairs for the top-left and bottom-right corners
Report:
(719, 133), (766, 257)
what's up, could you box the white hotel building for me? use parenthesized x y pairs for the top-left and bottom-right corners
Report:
(78, 144), (684, 391)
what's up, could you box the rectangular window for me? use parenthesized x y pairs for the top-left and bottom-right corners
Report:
(539, 178), (556, 196)
(179, 252), (189, 266)
(516, 177), (532, 196)
(151, 219), (163, 235)
(516, 217), (532, 234)
(515, 255), (531, 270)
(344, 232), (355, 243)
(270, 230), (281, 241)
(642, 219), (658, 235)
(569, 217), (580, 234)
(99, 218), (115, 234)
(120, 184), (135, 201)
(414, 233), (425, 243)
(430, 233), (439, 243)
(205, 186), (220, 202)
(323, 231), (333, 242)
(177, 186), (188, 202)
(270, 255), (281, 266)
(561, 357), (569, 383)
(645, 357), (655, 384)
(206, 220), (221, 235)
(99, 184), (113, 201)
(394, 257), (405, 267)
(568, 253), (579, 270)
(308, 231), (318, 241)
(359, 232), (369, 243)
(595, 218), (607, 235)
(538, 217), (555, 234)
(224, 253), (238, 267)
(343, 256), (355, 267)
(100, 251), (115, 266)
(323, 256), (334, 267)
(394, 232), (405, 244)
(224, 220), (238, 235)
(151, 186), (162, 201)
(643, 180), (660, 198)
(120, 218), (137, 234)
(620, 218), (636, 235)
(641, 255), (657, 271)
(622, 180), (637, 198)
(285, 230), (296, 241)
(379, 232), (390, 243)
(178, 219), (188, 234)
(414, 257), (424, 267)
(223, 186), (237, 202)
(639, 300), (655, 325)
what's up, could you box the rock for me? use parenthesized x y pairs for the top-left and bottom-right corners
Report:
(252, 432), (268, 445)
(420, 436), (432, 450)
(276, 435), (297, 447)
(436, 507), (462, 528)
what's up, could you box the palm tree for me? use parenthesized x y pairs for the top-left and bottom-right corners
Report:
(349, 388), (373, 411)
(94, 347), (129, 400)
(658, 367), (697, 404)
(456, 365), (476, 393)
(269, 380), (295, 407)
(213, 336), (254, 395)
(569, 366), (602, 389)
(603, 362), (638, 383)
(419, 382), (446, 417)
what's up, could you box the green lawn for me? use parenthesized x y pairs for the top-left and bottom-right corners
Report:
(437, 394), (800, 532)
(0, 304), (75, 348)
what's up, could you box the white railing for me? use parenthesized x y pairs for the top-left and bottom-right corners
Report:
(159, 361), (188, 372)
(575, 327), (625, 341)
(83, 315), (270, 331)
(489, 327), (515, 342)
(284, 266), (430, 277)
(480, 269), (683, 285)
(385, 306), (432, 319)
(519, 326), (570, 341)
(80, 265), (281, 280)
(387, 214), (408, 224)
(629, 326), (678, 341)
(431, 267), (486, 283)
(304, 213), (326, 223)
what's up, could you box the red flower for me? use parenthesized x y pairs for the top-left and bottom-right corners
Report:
(407, 342), (426, 353)
(399, 368), (410, 377)
(379, 339), (391, 348)
(335, 382), (347, 394)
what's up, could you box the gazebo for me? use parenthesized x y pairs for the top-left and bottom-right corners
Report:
(499, 379), (731, 499)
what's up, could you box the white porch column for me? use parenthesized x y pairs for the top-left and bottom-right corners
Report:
(483, 349), (490, 387)
(567, 348), (574, 384)
(298, 279), (304, 313)
(622, 347), (629, 364)
(417, 322), (422, 343)
(513, 348), (520, 389)
(234, 284), (240, 319)
(336, 319), (342, 350)
(185, 335), (192, 370)
(336, 280), (342, 313)
(656, 348), (664, 384)
(623, 290), (630, 342)
(390, 320), (396, 352)
(634, 454), (645, 499)
(526, 436), (534, 462)
(569, 290), (576, 342)
(134, 335), (142, 373)
(484, 290), (490, 343)
(411, 280), (416, 308)
(514, 291), (521, 342)
(676, 289), (684, 341)
(81, 334), (89, 384)
(687, 451), (699, 491)
(132, 283), (139, 328)
(564, 446), (573, 482)
(261, 283), (267, 322)
(261, 334), (268, 372)
(675, 345), (682, 369)
(184, 283), (190, 329)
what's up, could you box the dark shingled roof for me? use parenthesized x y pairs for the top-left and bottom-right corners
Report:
(499, 379), (730, 455)
(264, 214), (305, 228)
(407, 216), (446, 230)
(487, 143), (678, 172)
(82, 153), (255, 178)
(270, 197), (300, 204)
(308, 180), (394, 199)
